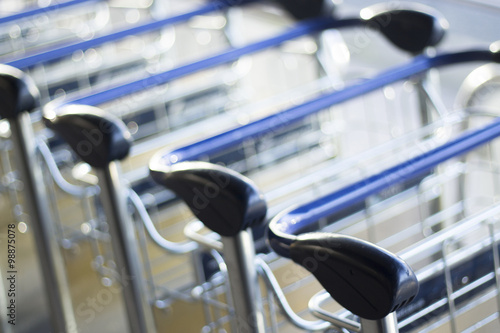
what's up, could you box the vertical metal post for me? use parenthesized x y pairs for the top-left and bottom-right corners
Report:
(191, 248), (223, 330)
(9, 112), (77, 333)
(414, 47), (447, 128)
(221, 229), (265, 333)
(360, 313), (399, 333)
(442, 240), (458, 333)
(415, 72), (433, 127)
(95, 162), (157, 333)
(414, 50), (451, 232)
(487, 220), (500, 316)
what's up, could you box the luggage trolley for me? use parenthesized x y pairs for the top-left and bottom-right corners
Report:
(30, 0), (341, 286)
(130, 0), (448, 310)
(37, 0), (444, 292)
(148, 40), (500, 331)
(2, 0), (322, 265)
(0, 0), (247, 229)
(0, 0), (251, 263)
(0, 1), (263, 331)
(0, 0), (447, 237)
(24, 0), (443, 202)
(0, 0), (257, 234)
(298, 54), (500, 333)
(0, 0), (276, 231)
(268, 110), (500, 332)
(32, 3), (448, 331)
(0, 1), (366, 331)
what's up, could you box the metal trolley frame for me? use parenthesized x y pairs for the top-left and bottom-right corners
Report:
(149, 44), (500, 332)
(0, 1), (494, 333)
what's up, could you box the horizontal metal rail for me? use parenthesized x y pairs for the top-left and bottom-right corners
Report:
(5, 0), (257, 69)
(0, 0), (103, 25)
(58, 16), (359, 107)
(267, 115), (500, 257)
(151, 47), (499, 169)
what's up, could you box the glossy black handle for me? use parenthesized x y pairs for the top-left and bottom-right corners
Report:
(0, 65), (40, 119)
(363, 2), (448, 54)
(275, 0), (334, 20)
(290, 232), (419, 320)
(150, 161), (267, 237)
(43, 105), (132, 168)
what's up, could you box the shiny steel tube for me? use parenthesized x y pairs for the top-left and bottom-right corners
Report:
(95, 162), (157, 333)
(9, 112), (77, 333)
(360, 314), (399, 333)
(220, 230), (265, 333)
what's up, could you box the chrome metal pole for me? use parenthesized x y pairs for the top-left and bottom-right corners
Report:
(360, 313), (399, 333)
(221, 229), (265, 333)
(415, 48), (442, 127)
(9, 112), (77, 333)
(95, 162), (157, 333)
(415, 73), (433, 126)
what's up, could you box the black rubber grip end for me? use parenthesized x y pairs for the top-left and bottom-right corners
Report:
(290, 232), (419, 320)
(275, 0), (334, 20)
(43, 105), (132, 168)
(151, 161), (267, 237)
(364, 3), (448, 54)
(0, 65), (40, 119)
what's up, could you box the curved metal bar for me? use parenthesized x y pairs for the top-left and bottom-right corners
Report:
(454, 63), (500, 110)
(6, 0), (257, 69)
(127, 188), (199, 254)
(267, 115), (500, 258)
(150, 47), (498, 169)
(184, 220), (223, 251)
(0, 0), (103, 25)
(61, 17), (359, 107)
(308, 290), (361, 332)
(36, 137), (99, 197)
(256, 257), (332, 331)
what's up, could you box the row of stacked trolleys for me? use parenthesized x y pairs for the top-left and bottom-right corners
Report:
(2, 0), (500, 332)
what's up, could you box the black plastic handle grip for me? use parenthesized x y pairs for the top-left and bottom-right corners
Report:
(362, 2), (448, 54)
(290, 232), (419, 320)
(275, 0), (334, 20)
(0, 65), (40, 119)
(43, 105), (132, 168)
(150, 161), (267, 237)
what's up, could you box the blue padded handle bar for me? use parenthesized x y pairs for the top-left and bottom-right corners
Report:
(152, 47), (499, 167)
(268, 115), (500, 258)
(6, 0), (257, 69)
(0, 0), (103, 25)
(58, 17), (359, 107)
